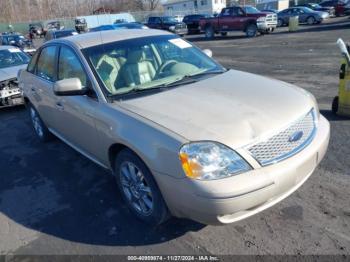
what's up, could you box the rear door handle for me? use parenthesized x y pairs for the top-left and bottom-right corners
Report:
(55, 102), (64, 111)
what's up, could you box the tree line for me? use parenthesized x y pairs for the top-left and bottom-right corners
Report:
(0, 0), (162, 23)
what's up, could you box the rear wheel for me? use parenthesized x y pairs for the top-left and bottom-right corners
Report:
(220, 32), (227, 36)
(245, 24), (257, 37)
(307, 16), (315, 25)
(114, 149), (170, 226)
(332, 96), (339, 114)
(205, 26), (214, 39)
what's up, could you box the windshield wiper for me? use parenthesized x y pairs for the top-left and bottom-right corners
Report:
(151, 69), (226, 89)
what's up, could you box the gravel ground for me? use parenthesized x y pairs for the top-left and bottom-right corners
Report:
(0, 18), (350, 256)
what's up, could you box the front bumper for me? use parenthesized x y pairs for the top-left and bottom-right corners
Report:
(155, 115), (330, 225)
(171, 28), (188, 35)
(257, 21), (277, 31)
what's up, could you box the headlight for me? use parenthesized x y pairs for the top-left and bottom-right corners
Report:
(257, 17), (266, 22)
(179, 142), (251, 180)
(169, 26), (176, 31)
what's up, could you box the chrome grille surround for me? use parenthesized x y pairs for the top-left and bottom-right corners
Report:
(245, 109), (317, 166)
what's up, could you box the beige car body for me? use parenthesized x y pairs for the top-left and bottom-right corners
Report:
(19, 29), (330, 225)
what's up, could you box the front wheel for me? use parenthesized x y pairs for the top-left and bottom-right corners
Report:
(114, 149), (170, 226)
(246, 24), (257, 37)
(28, 103), (53, 142)
(307, 16), (316, 25)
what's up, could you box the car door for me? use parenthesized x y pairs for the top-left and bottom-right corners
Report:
(29, 45), (58, 129)
(219, 8), (234, 31)
(293, 8), (307, 22)
(52, 45), (101, 159)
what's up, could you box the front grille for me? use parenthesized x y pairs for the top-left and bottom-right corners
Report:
(175, 24), (186, 29)
(266, 14), (277, 22)
(246, 109), (317, 166)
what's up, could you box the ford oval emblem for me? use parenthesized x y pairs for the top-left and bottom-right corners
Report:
(289, 131), (304, 142)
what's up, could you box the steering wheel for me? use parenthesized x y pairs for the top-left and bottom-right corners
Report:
(156, 60), (178, 76)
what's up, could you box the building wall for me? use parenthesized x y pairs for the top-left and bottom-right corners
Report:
(164, 0), (226, 15)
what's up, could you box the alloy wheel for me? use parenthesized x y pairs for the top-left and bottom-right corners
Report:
(120, 161), (153, 216)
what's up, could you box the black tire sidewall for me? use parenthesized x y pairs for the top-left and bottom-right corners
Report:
(307, 16), (315, 25)
(246, 24), (257, 37)
(114, 149), (169, 226)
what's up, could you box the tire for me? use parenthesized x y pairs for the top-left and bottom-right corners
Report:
(245, 24), (257, 37)
(332, 96), (339, 114)
(307, 16), (316, 25)
(277, 18), (283, 27)
(205, 25), (214, 39)
(114, 149), (170, 226)
(28, 103), (53, 142)
(220, 32), (227, 36)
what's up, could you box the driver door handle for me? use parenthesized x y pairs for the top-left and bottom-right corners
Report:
(55, 102), (64, 111)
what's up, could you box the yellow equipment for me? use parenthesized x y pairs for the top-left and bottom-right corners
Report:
(289, 16), (299, 32)
(332, 39), (350, 117)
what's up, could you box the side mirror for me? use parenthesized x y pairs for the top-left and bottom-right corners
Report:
(337, 38), (350, 64)
(203, 49), (213, 58)
(54, 78), (87, 96)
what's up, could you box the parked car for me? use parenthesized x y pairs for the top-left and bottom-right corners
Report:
(183, 14), (209, 34)
(0, 46), (30, 108)
(297, 3), (336, 16)
(44, 29), (78, 42)
(18, 29), (330, 225)
(319, 0), (350, 16)
(29, 23), (45, 38)
(199, 6), (278, 38)
(146, 16), (188, 36)
(0, 34), (36, 55)
(90, 23), (148, 32)
(277, 7), (329, 26)
(113, 22), (149, 29)
(75, 18), (88, 33)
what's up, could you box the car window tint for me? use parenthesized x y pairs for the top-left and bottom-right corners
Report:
(58, 46), (87, 87)
(36, 46), (57, 81)
(27, 51), (40, 73)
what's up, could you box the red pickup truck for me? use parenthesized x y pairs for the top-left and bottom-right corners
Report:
(199, 6), (277, 39)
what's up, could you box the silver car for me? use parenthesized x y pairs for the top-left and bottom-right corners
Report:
(19, 30), (330, 225)
(0, 46), (30, 108)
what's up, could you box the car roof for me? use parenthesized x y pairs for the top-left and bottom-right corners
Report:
(0, 45), (20, 51)
(49, 29), (172, 49)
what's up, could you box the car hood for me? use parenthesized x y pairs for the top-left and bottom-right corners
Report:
(118, 70), (314, 149)
(0, 64), (27, 82)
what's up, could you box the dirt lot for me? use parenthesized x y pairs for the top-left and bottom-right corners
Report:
(1, 18), (350, 256)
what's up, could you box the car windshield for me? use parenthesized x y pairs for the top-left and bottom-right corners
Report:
(83, 35), (225, 97)
(163, 17), (178, 23)
(0, 49), (30, 69)
(244, 6), (261, 13)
